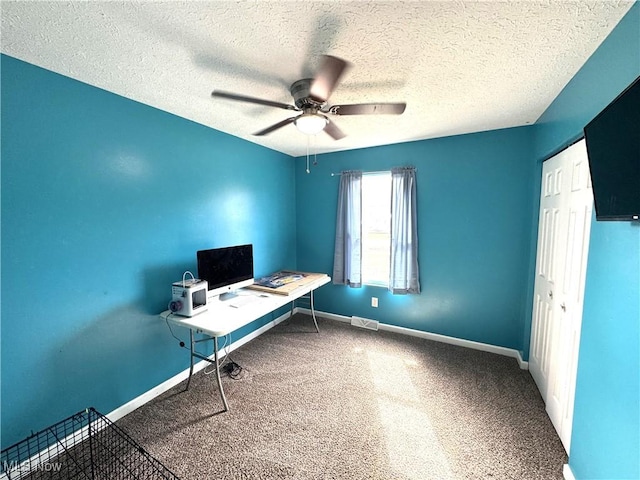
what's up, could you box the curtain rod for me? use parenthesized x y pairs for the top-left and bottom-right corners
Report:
(330, 168), (417, 176)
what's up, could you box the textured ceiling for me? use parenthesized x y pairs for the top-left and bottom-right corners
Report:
(1, 1), (635, 157)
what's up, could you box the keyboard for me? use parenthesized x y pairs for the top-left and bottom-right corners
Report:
(228, 295), (260, 308)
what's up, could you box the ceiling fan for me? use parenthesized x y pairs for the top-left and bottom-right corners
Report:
(211, 55), (406, 140)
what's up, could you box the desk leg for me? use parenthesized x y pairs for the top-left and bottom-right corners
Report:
(214, 336), (229, 411)
(310, 289), (320, 333)
(185, 329), (195, 391)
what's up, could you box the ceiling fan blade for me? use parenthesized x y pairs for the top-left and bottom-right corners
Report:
(253, 116), (298, 136)
(323, 119), (346, 140)
(310, 55), (350, 102)
(212, 90), (298, 111)
(329, 103), (407, 116)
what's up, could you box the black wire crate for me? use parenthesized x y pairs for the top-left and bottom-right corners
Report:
(1, 408), (180, 479)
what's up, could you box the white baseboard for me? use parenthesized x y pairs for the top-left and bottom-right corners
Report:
(299, 308), (529, 369)
(563, 464), (576, 480)
(516, 351), (529, 370)
(107, 308), (294, 423)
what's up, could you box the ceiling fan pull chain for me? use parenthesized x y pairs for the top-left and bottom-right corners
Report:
(306, 135), (311, 174)
(313, 134), (318, 167)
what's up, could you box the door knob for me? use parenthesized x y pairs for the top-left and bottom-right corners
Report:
(561, 303), (566, 311)
(548, 291), (553, 299)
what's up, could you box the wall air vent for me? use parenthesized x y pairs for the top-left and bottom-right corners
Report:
(350, 316), (379, 331)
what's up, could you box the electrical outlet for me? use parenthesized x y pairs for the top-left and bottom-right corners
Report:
(371, 297), (378, 308)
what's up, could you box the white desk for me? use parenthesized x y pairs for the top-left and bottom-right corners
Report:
(160, 274), (330, 411)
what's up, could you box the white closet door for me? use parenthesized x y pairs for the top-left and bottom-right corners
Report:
(545, 141), (593, 452)
(530, 151), (569, 401)
(530, 140), (592, 454)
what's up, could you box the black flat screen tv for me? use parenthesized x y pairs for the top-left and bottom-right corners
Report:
(583, 75), (640, 221)
(197, 244), (254, 299)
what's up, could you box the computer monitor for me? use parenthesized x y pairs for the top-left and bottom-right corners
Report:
(196, 244), (254, 300)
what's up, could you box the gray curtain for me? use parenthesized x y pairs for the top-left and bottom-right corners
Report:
(389, 167), (420, 294)
(333, 170), (362, 288)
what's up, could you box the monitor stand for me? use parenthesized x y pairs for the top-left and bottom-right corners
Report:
(218, 291), (239, 302)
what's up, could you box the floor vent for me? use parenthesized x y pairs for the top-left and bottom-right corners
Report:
(351, 316), (379, 331)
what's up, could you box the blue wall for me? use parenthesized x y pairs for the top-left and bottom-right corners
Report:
(295, 127), (537, 351)
(1, 55), (296, 448)
(533, 4), (640, 479)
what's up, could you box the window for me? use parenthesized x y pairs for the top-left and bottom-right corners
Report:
(361, 172), (391, 286)
(333, 166), (419, 294)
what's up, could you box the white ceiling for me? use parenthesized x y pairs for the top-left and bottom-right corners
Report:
(1, 1), (634, 157)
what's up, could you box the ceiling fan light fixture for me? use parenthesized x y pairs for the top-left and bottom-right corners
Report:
(295, 113), (327, 135)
